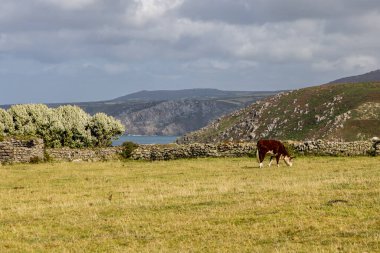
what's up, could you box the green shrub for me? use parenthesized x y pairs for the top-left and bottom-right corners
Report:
(121, 141), (139, 159)
(246, 149), (257, 158)
(30, 156), (43, 164)
(44, 151), (54, 162)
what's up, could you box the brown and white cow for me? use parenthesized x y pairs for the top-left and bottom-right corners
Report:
(256, 139), (293, 168)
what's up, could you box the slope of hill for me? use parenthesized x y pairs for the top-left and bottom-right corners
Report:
(178, 82), (380, 143)
(329, 69), (380, 84)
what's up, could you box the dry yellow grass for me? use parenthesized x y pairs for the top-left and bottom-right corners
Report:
(0, 157), (379, 252)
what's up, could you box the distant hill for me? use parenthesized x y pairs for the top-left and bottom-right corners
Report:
(329, 69), (380, 84)
(178, 82), (380, 143)
(111, 88), (276, 102)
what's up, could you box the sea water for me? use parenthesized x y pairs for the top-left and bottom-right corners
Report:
(112, 135), (179, 146)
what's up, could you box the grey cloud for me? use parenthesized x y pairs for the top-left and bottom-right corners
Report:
(0, 0), (131, 32)
(177, 0), (380, 24)
(0, 0), (379, 104)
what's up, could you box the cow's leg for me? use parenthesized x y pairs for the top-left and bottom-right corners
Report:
(257, 149), (265, 168)
(276, 155), (281, 167)
(269, 156), (274, 167)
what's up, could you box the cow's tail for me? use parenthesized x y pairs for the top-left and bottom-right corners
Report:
(256, 149), (260, 163)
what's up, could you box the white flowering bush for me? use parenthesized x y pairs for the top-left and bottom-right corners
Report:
(3, 104), (125, 148)
(8, 104), (52, 137)
(42, 108), (65, 148)
(89, 113), (125, 147)
(55, 105), (93, 148)
(0, 108), (14, 136)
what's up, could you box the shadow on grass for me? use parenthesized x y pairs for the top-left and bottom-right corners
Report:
(241, 166), (259, 169)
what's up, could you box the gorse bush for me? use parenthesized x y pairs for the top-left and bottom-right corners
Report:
(0, 104), (125, 148)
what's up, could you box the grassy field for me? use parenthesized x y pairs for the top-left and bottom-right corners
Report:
(0, 157), (379, 252)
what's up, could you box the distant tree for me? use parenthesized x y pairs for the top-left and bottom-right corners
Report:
(89, 113), (125, 147)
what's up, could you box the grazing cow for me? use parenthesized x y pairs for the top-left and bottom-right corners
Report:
(256, 139), (293, 168)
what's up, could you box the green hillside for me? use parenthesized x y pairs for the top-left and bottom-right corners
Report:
(178, 82), (380, 143)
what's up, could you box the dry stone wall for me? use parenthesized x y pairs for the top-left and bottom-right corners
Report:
(45, 147), (122, 162)
(0, 138), (122, 164)
(0, 138), (379, 164)
(291, 140), (374, 156)
(0, 139), (44, 164)
(131, 140), (379, 160)
(131, 143), (256, 160)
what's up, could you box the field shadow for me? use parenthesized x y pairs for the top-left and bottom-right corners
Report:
(241, 166), (259, 169)
(326, 199), (349, 206)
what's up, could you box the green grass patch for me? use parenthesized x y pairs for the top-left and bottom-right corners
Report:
(0, 157), (379, 252)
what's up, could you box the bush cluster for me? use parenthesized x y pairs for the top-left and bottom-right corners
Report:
(0, 105), (125, 148)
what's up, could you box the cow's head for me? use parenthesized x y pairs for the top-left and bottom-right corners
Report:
(284, 156), (294, 167)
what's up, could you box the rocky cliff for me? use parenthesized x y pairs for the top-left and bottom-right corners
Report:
(119, 99), (241, 136)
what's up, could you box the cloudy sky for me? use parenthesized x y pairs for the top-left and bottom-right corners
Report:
(1, 0), (379, 104)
